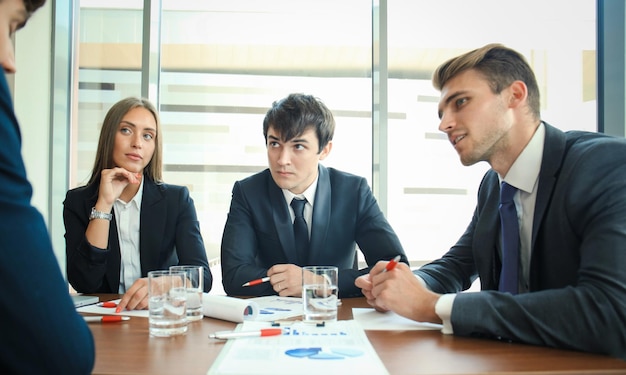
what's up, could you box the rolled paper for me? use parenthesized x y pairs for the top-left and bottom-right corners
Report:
(202, 294), (259, 323)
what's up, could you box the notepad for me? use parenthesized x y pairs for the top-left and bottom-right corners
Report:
(77, 298), (148, 317)
(72, 294), (99, 308)
(352, 308), (443, 330)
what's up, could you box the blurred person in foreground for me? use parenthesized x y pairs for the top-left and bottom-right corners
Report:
(0, 0), (95, 373)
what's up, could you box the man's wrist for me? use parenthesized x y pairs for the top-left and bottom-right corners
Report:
(435, 293), (456, 334)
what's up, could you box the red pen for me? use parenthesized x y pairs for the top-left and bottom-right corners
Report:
(98, 301), (118, 308)
(382, 255), (402, 273)
(242, 276), (270, 287)
(209, 328), (282, 339)
(83, 316), (130, 323)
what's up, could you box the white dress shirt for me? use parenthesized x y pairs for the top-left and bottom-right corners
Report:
(113, 177), (144, 293)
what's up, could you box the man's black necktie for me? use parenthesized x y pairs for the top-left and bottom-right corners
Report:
(290, 198), (309, 265)
(499, 182), (519, 294)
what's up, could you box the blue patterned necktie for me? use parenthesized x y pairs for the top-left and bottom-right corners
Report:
(290, 198), (309, 265)
(499, 182), (519, 294)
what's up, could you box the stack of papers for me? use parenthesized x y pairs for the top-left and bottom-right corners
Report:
(77, 295), (304, 322)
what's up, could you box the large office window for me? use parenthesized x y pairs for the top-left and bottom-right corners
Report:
(74, 0), (373, 268)
(72, 1), (596, 274)
(385, 0), (596, 263)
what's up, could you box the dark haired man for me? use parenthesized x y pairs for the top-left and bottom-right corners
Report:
(221, 93), (407, 298)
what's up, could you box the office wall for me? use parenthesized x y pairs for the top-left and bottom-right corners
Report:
(8, 1), (624, 276)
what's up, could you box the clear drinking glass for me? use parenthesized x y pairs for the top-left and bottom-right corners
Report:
(302, 266), (338, 322)
(169, 265), (204, 322)
(148, 270), (188, 337)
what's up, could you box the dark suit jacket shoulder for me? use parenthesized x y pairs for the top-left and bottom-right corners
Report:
(64, 177), (212, 293)
(221, 165), (407, 297)
(0, 74), (95, 373)
(415, 123), (626, 359)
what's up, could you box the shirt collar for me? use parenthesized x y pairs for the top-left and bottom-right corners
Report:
(282, 174), (318, 206)
(500, 122), (545, 194)
(132, 176), (144, 208)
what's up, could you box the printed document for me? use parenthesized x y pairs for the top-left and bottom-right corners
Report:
(207, 320), (388, 375)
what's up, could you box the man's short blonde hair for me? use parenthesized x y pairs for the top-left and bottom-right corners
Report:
(432, 43), (541, 120)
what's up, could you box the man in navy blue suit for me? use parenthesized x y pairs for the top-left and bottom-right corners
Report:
(0, 0), (95, 373)
(356, 44), (626, 359)
(221, 93), (407, 298)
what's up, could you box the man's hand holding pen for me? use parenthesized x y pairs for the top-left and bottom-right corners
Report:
(355, 256), (442, 324)
(355, 256), (399, 312)
(241, 264), (304, 297)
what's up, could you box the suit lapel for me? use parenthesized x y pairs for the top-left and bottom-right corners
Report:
(532, 123), (565, 249)
(268, 173), (298, 264)
(107, 216), (121, 291)
(309, 165), (331, 263)
(139, 179), (166, 275)
(474, 172), (502, 289)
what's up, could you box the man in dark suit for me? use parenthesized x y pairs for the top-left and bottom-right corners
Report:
(356, 44), (626, 359)
(221, 93), (407, 298)
(0, 0), (95, 373)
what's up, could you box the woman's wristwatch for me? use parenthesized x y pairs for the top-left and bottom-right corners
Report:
(89, 207), (112, 221)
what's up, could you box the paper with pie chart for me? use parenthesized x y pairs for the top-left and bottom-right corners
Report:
(207, 320), (388, 375)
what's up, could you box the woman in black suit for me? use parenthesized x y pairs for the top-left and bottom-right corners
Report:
(64, 97), (212, 312)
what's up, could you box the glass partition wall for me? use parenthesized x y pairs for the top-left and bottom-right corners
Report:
(72, 1), (596, 289)
(385, 0), (597, 263)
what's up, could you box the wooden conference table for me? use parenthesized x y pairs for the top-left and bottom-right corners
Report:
(85, 294), (626, 375)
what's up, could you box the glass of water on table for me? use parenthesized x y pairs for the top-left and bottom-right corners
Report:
(169, 265), (204, 322)
(302, 266), (338, 322)
(148, 269), (188, 337)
